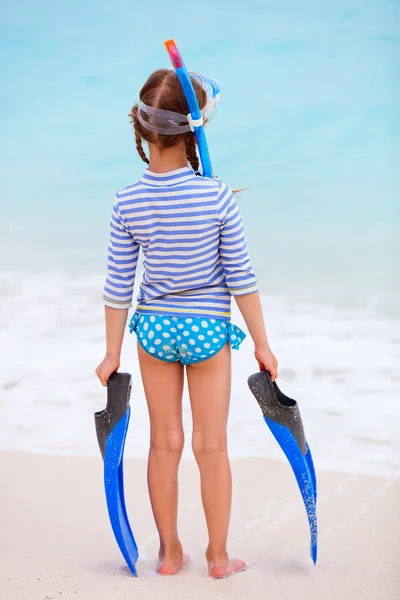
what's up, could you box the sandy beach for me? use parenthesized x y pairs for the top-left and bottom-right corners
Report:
(2, 1), (399, 599)
(1, 452), (399, 600)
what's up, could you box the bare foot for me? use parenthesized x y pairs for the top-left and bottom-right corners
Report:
(156, 552), (190, 576)
(207, 557), (247, 580)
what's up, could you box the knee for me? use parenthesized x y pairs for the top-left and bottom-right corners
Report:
(191, 431), (227, 459)
(151, 428), (185, 456)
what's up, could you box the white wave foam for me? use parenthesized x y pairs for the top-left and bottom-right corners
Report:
(0, 270), (399, 476)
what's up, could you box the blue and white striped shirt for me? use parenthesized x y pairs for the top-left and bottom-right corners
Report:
(103, 167), (258, 321)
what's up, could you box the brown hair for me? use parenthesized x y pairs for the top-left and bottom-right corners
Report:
(129, 69), (207, 173)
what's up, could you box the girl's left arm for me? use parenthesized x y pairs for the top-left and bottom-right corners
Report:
(96, 306), (129, 386)
(96, 196), (139, 385)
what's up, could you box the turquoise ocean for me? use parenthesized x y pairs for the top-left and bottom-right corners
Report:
(1, 1), (399, 475)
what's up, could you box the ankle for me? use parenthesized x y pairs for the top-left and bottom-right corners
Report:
(205, 546), (229, 565)
(159, 538), (183, 559)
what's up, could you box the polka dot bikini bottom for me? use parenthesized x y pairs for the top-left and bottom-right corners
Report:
(129, 312), (246, 365)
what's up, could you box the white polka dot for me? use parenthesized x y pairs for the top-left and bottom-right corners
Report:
(166, 354), (174, 359)
(148, 330), (154, 339)
(143, 322), (149, 331)
(171, 339), (176, 344)
(231, 334), (237, 340)
(163, 319), (170, 325)
(183, 331), (190, 337)
(198, 334), (205, 340)
(158, 352), (163, 357)
(162, 332), (170, 338)
(210, 319), (216, 324)
(142, 339), (148, 346)
(204, 342), (210, 349)
(210, 349), (215, 353)
(155, 324), (162, 331)
(177, 335), (182, 341)
(171, 327), (177, 333)
(149, 347), (155, 353)
(207, 331), (213, 336)
(195, 348), (201, 353)
(187, 351), (193, 356)
(200, 354), (207, 358)
(178, 324), (184, 329)
(216, 326), (221, 332)
(163, 345), (171, 351)
(191, 325), (199, 332)
(185, 318), (193, 323)
(201, 320), (208, 328)
(140, 316), (144, 323)
(189, 339), (195, 346)
(150, 316), (156, 323)
(220, 334), (225, 339)
(221, 322), (227, 328)
(154, 339), (161, 345)
(181, 343), (188, 349)
(212, 338), (219, 343)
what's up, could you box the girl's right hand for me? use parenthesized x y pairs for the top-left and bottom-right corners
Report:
(254, 343), (278, 382)
(95, 354), (120, 386)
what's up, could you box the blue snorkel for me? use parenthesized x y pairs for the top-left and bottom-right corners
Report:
(164, 39), (215, 177)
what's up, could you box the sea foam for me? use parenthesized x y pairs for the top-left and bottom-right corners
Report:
(1, 270), (399, 476)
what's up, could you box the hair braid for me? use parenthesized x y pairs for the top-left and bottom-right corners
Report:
(129, 104), (149, 165)
(185, 134), (200, 174)
(135, 130), (149, 165)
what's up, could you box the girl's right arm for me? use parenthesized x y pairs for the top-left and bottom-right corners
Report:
(216, 182), (278, 379)
(234, 292), (278, 381)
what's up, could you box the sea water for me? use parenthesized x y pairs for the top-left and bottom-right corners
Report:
(1, 1), (399, 475)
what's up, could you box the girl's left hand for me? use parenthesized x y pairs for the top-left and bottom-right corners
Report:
(95, 354), (120, 386)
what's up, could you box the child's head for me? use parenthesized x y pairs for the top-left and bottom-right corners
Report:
(130, 69), (207, 172)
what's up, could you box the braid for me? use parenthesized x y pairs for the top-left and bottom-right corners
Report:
(185, 134), (200, 174)
(135, 129), (149, 165)
(129, 104), (149, 165)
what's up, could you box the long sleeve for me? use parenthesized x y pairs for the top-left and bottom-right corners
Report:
(102, 196), (140, 309)
(217, 182), (258, 296)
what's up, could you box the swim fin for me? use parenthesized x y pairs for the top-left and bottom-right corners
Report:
(247, 371), (318, 564)
(94, 372), (139, 575)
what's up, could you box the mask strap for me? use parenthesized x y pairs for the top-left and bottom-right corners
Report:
(137, 101), (192, 135)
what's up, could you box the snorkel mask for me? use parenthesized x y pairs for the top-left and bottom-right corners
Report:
(137, 39), (220, 177)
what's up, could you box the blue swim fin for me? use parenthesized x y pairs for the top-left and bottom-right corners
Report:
(248, 371), (318, 564)
(94, 372), (139, 575)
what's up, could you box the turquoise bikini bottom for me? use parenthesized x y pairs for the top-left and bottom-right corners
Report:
(129, 312), (246, 365)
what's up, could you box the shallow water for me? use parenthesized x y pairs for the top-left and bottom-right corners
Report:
(1, 271), (399, 476)
(1, 1), (399, 474)
(1, 0), (399, 314)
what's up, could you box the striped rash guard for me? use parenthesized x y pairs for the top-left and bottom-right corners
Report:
(103, 167), (258, 321)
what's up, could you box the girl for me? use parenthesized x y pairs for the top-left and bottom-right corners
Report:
(96, 69), (278, 579)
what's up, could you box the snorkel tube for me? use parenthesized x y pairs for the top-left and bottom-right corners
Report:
(164, 39), (213, 177)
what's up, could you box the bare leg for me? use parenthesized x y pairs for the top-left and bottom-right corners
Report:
(186, 343), (246, 578)
(137, 344), (189, 575)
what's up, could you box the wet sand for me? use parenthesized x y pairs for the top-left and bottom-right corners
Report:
(1, 452), (399, 600)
